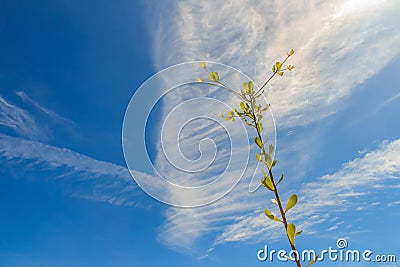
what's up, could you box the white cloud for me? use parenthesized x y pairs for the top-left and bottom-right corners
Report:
(0, 96), (44, 139)
(0, 91), (146, 207)
(154, 125), (400, 250)
(147, 0), (400, 251)
(0, 133), (139, 206)
(216, 139), (400, 244)
(15, 91), (75, 129)
(377, 91), (400, 112)
(0, 91), (76, 142)
(388, 201), (400, 207)
(151, 0), (400, 128)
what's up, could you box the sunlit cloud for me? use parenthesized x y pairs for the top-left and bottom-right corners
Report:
(148, 0), (400, 251)
(152, 0), (400, 128)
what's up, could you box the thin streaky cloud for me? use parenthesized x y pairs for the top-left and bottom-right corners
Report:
(0, 134), (139, 206)
(15, 91), (75, 128)
(0, 96), (44, 139)
(0, 91), (145, 206)
(378, 91), (400, 110)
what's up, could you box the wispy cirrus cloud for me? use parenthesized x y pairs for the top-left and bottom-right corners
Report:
(147, 0), (400, 251)
(0, 91), (76, 141)
(0, 133), (139, 206)
(0, 96), (44, 139)
(152, 0), (400, 128)
(0, 91), (140, 206)
(15, 91), (75, 129)
(216, 138), (400, 244)
(157, 138), (400, 251)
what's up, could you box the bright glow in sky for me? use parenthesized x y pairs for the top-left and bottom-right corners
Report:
(1, 1), (399, 267)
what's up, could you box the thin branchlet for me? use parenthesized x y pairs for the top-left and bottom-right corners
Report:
(197, 49), (312, 267)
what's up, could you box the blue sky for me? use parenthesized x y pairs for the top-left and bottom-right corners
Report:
(1, 1), (400, 267)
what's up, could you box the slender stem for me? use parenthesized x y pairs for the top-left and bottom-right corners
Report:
(255, 54), (291, 96)
(268, 170), (302, 267)
(203, 52), (299, 265)
(215, 80), (243, 99)
(249, 95), (302, 267)
(204, 67), (244, 100)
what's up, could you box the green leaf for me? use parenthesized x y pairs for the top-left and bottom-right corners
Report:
(261, 173), (275, 191)
(286, 223), (296, 245)
(275, 61), (282, 71)
(256, 122), (263, 133)
(243, 81), (254, 94)
(241, 90), (249, 101)
(254, 137), (263, 149)
(295, 230), (303, 236)
(272, 64), (277, 72)
(245, 120), (253, 127)
(269, 144), (274, 155)
(277, 71), (284, 76)
(272, 159), (277, 167)
(255, 153), (262, 162)
(304, 256), (318, 267)
(277, 173), (284, 185)
(239, 102), (249, 113)
(208, 71), (219, 81)
(200, 62), (206, 68)
(264, 209), (282, 222)
(289, 49), (294, 56)
(265, 154), (273, 170)
(285, 194), (298, 213)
